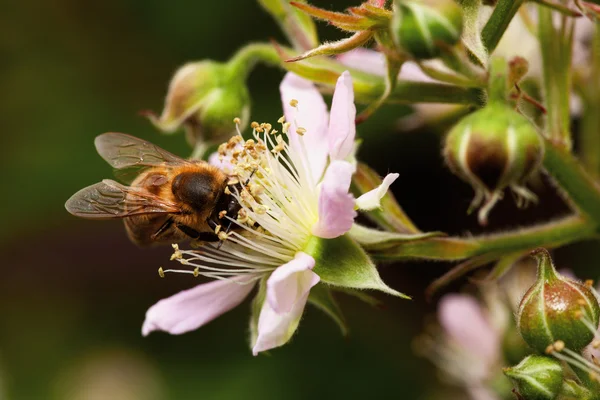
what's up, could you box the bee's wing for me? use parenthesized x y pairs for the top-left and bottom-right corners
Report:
(65, 179), (182, 219)
(95, 132), (192, 169)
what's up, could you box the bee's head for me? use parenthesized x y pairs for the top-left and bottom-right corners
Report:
(171, 171), (220, 210)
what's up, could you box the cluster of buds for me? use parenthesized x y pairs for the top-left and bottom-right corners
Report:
(505, 248), (600, 398)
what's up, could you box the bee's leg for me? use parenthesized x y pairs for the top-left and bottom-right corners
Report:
(175, 223), (219, 242)
(151, 217), (174, 239)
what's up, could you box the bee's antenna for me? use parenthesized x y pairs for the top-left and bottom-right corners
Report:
(244, 168), (257, 186)
(217, 168), (258, 250)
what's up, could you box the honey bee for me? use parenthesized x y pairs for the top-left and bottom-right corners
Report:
(65, 132), (242, 246)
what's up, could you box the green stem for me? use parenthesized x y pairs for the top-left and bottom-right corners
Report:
(580, 26), (600, 176)
(481, 0), (525, 54)
(373, 215), (595, 261)
(538, 6), (574, 147)
(543, 139), (600, 221)
(382, 81), (485, 105)
(227, 43), (281, 80)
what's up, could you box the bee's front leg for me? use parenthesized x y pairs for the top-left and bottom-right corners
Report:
(175, 223), (219, 242)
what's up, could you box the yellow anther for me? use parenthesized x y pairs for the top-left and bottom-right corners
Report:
(249, 183), (264, 197)
(251, 121), (259, 129)
(158, 267), (165, 278)
(282, 122), (291, 134)
(218, 210), (227, 219)
(585, 279), (595, 288)
(193, 267), (200, 277)
(553, 340), (565, 352)
(218, 231), (229, 240)
(214, 225), (222, 234)
(277, 116), (285, 124)
(289, 99), (298, 107)
(592, 339), (600, 349)
(227, 178), (239, 185)
(296, 127), (306, 136)
(233, 117), (241, 124)
(224, 186), (231, 195)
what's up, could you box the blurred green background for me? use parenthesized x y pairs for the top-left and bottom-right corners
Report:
(1, 1), (599, 399)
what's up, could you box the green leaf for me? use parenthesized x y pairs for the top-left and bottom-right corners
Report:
(249, 276), (268, 349)
(349, 224), (446, 251)
(308, 284), (348, 336)
(306, 234), (410, 299)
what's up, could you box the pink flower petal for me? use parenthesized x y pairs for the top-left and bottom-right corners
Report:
(208, 151), (234, 175)
(252, 291), (310, 355)
(337, 48), (435, 83)
(142, 275), (256, 336)
(267, 252), (319, 314)
(280, 73), (329, 182)
(438, 294), (500, 362)
(355, 173), (399, 210)
(337, 48), (386, 76)
(311, 160), (357, 239)
(328, 71), (356, 160)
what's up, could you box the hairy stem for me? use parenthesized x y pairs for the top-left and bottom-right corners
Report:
(227, 43), (282, 80)
(482, 0), (525, 54)
(543, 139), (600, 221)
(580, 26), (600, 177)
(373, 216), (595, 261)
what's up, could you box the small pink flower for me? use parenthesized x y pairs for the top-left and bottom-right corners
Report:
(142, 71), (399, 354)
(418, 294), (503, 400)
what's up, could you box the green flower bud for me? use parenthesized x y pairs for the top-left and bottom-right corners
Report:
(392, 0), (463, 60)
(517, 248), (600, 354)
(443, 103), (544, 225)
(503, 355), (564, 400)
(146, 61), (250, 154)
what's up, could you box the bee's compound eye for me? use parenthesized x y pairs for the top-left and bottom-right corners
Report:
(172, 172), (217, 209)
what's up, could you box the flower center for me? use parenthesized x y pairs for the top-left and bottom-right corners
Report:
(161, 115), (320, 281)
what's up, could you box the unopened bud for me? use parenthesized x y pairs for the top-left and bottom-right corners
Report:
(146, 60), (250, 150)
(443, 103), (544, 225)
(392, 0), (463, 60)
(517, 248), (600, 353)
(503, 355), (564, 400)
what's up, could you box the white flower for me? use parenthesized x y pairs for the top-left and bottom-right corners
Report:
(142, 71), (400, 355)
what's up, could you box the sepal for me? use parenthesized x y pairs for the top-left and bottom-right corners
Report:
(305, 234), (410, 299)
(258, 0), (319, 51)
(307, 284), (348, 336)
(349, 224), (445, 251)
